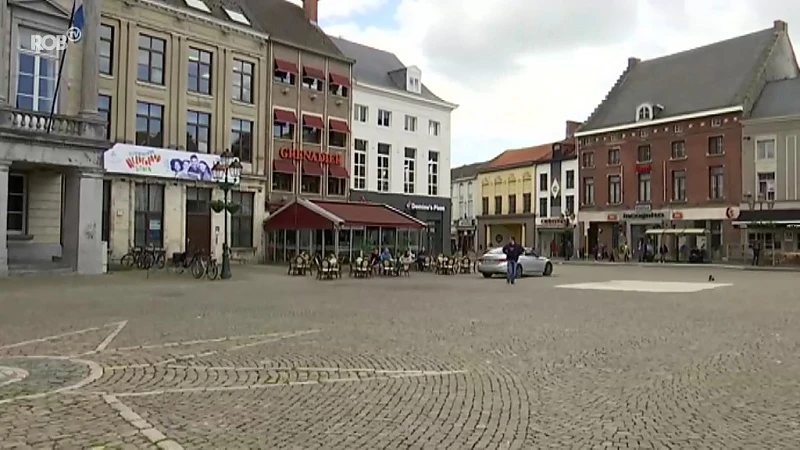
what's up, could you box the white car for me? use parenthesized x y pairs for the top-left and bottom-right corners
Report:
(477, 247), (553, 278)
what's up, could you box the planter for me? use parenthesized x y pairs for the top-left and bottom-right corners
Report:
(209, 200), (226, 213)
(225, 203), (240, 214)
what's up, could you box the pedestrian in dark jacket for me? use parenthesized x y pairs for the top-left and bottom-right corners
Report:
(502, 237), (524, 285)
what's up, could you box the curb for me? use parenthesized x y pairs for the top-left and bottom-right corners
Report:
(553, 260), (800, 273)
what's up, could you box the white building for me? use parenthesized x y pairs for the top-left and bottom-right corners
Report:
(331, 37), (458, 254)
(450, 162), (484, 253)
(533, 143), (579, 257)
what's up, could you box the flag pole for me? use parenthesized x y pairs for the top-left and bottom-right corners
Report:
(47, 0), (77, 133)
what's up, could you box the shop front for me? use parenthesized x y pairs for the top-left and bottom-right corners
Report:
(536, 217), (577, 258)
(452, 217), (477, 255)
(102, 144), (266, 263)
(733, 207), (800, 264)
(476, 214), (536, 253)
(263, 197), (426, 262)
(349, 191), (451, 255)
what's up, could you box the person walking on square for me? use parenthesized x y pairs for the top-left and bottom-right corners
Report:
(502, 237), (523, 285)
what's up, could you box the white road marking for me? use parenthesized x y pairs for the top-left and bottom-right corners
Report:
(103, 394), (183, 449)
(0, 356), (104, 405)
(0, 326), (103, 350)
(109, 332), (291, 352)
(556, 280), (733, 293)
(94, 321), (128, 353)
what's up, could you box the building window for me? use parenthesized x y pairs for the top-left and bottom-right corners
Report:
(539, 173), (548, 192)
(709, 166), (724, 199)
(101, 180), (111, 242)
(637, 145), (651, 163)
(538, 197), (548, 218)
(230, 191), (253, 248)
(302, 68), (324, 91)
(404, 115), (417, 132)
(481, 197), (489, 215)
(639, 129), (648, 138)
(581, 152), (594, 168)
(494, 196), (502, 215)
(608, 175), (621, 204)
(137, 34), (165, 85)
(429, 120), (440, 136)
(273, 114), (294, 140)
(329, 78), (349, 97)
(636, 104), (652, 121)
(187, 48), (212, 95)
(328, 173), (346, 196)
(232, 59), (254, 103)
(377, 143), (390, 192)
(672, 170), (686, 202)
(467, 183), (474, 217)
(756, 139), (776, 160)
(99, 24), (114, 75)
(329, 127), (347, 148)
(708, 136), (724, 155)
(378, 109), (391, 127)
(671, 140), (686, 159)
(508, 194), (517, 214)
(522, 193), (532, 213)
(272, 171), (293, 192)
(186, 110), (211, 153)
(6, 174), (26, 234)
(607, 147), (620, 165)
(354, 104), (368, 122)
(565, 195), (575, 215)
(674, 124), (684, 133)
(637, 173), (651, 203)
(565, 170), (575, 189)
(403, 147), (416, 194)
(135, 101), (163, 147)
(711, 118), (722, 127)
(97, 94), (112, 139)
(16, 27), (59, 112)
(582, 177), (594, 205)
(758, 172), (776, 200)
(428, 151), (439, 195)
(134, 183), (164, 248)
(301, 172), (321, 194)
(273, 61), (296, 85)
(231, 118), (253, 163)
(302, 117), (322, 144)
(353, 139), (367, 190)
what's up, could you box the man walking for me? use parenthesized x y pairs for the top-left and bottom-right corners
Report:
(502, 237), (523, 285)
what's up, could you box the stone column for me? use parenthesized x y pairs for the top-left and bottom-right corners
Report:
(62, 169), (103, 274)
(0, 161), (9, 276)
(0, 0), (10, 105)
(79, 0), (100, 115)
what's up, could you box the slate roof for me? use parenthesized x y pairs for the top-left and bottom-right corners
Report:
(158, 0), (345, 58)
(582, 26), (780, 131)
(750, 78), (800, 118)
(451, 162), (485, 181)
(479, 144), (554, 173)
(329, 37), (450, 104)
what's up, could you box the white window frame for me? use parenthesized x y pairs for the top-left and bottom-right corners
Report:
(404, 115), (417, 132)
(403, 147), (416, 194)
(354, 104), (368, 123)
(352, 139), (367, 190)
(429, 120), (440, 136)
(636, 104), (652, 121)
(377, 143), (390, 192)
(377, 109), (391, 127)
(15, 26), (60, 113)
(757, 172), (776, 201)
(7, 173), (27, 235)
(672, 169), (687, 201)
(427, 151), (439, 195)
(755, 136), (777, 160)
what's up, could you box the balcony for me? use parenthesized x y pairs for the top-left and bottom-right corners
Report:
(0, 105), (108, 169)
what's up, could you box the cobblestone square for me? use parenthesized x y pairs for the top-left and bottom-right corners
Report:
(1, 265), (799, 449)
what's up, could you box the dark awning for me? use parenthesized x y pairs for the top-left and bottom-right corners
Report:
(274, 59), (298, 74)
(303, 65), (325, 80)
(302, 114), (325, 129)
(329, 165), (349, 178)
(329, 118), (350, 133)
(733, 208), (800, 227)
(329, 73), (350, 87)
(273, 109), (297, 124)
(264, 198), (426, 230)
(273, 159), (296, 174)
(302, 161), (324, 176)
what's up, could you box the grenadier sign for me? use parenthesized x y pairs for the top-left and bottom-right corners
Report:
(279, 147), (342, 165)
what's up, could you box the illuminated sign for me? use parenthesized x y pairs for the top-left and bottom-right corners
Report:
(278, 147), (342, 165)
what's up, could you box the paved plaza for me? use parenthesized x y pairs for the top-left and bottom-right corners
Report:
(1, 265), (799, 449)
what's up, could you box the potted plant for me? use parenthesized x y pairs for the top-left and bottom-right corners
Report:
(209, 199), (226, 213)
(225, 203), (240, 214)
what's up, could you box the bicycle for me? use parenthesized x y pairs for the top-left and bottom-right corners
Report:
(205, 258), (220, 280)
(120, 246), (165, 270)
(172, 250), (206, 279)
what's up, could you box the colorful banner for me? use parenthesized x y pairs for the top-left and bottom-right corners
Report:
(103, 144), (239, 184)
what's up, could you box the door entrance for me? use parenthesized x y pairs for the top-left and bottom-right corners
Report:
(185, 187), (212, 255)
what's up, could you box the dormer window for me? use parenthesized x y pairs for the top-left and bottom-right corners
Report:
(636, 103), (653, 122)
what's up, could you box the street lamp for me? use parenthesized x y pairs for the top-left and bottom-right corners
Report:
(211, 150), (243, 279)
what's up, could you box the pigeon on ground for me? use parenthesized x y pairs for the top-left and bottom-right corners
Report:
(708, 274), (715, 282)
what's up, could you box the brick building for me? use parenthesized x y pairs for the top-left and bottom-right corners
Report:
(575, 20), (798, 261)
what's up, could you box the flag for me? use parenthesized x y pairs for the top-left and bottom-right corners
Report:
(71, 0), (84, 42)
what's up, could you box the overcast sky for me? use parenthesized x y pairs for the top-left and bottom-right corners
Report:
(298, 0), (800, 167)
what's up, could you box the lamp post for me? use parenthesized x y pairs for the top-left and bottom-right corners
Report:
(211, 150), (243, 280)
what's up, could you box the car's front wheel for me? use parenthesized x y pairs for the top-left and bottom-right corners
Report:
(516, 265), (523, 278)
(482, 273), (492, 278)
(543, 262), (553, 276)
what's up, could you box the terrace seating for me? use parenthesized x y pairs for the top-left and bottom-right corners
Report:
(381, 259), (399, 277)
(317, 256), (342, 280)
(459, 256), (474, 274)
(288, 254), (311, 276)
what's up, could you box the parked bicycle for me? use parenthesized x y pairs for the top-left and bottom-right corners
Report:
(171, 250), (207, 279)
(120, 246), (166, 270)
(205, 258), (220, 280)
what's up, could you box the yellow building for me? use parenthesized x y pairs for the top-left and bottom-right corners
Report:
(476, 145), (552, 250)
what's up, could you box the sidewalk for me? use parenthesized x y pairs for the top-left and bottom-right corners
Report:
(553, 258), (800, 272)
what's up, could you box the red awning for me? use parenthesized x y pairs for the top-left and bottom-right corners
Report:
(329, 165), (349, 178)
(275, 59), (298, 74)
(329, 73), (350, 87)
(264, 198), (426, 230)
(329, 118), (350, 133)
(273, 109), (297, 124)
(303, 65), (325, 80)
(273, 159), (296, 174)
(302, 114), (325, 129)
(302, 161), (324, 176)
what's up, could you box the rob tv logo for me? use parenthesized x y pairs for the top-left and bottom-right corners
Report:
(30, 27), (81, 51)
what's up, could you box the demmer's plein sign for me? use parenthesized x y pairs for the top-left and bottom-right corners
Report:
(406, 201), (445, 212)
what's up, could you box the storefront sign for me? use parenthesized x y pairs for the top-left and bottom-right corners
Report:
(622, 211), (665, 220)
(550, 179), (560, 198)
(406, 201), (445, 212)
(541, 218), (566, 227)
(607, 214), (618, 221)
(103, 144), (239, 184)
(634, 203), (651, 213)
(726, 206), (740, 219)
(278, 147), (342, 165)
(672, 211), (684, 220)
(635, 165), (651, 174)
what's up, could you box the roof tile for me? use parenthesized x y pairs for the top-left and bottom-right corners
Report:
(481, 144), (554, 172)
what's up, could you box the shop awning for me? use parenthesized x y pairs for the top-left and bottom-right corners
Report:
(274, 59), (298, 74)
(264, 198), (426, 230)
(329, 73), (350, 87)
(302, 161), (324, 176)
(732, 208), (800, 228)
(645, 228), (707, 235)
(302, 114), (325, 129)
(329, 118), (350, 134)
(303, 65), (325, 80)
(274, 109), (297, 124)
(273, 159), (296, 174)
(329, 165), (349, 178)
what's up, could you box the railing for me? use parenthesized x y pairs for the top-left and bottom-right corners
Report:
(0, 106), (106, 141)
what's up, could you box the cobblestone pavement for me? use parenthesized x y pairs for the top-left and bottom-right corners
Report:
(1, 265), (799, 449)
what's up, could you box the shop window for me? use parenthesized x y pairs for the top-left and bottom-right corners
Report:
(230, 191), (253, 248)
(328, 176), (346, 196)
(134, 183), (164, 248)
(7, 174), (26, 234)
(302, 175), (321, 194)
(272, 172), (293, 192)
(101, 180), (111, 242)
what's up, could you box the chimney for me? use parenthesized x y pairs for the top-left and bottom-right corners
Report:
(774, 20), (787, 32)
(303, 0), (319, 24)
(565, 120), (581, 138)
(627, 57), (640, 69)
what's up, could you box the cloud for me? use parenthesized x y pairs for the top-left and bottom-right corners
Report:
(283, 0), (388, 21)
